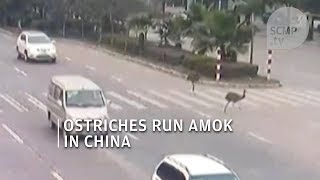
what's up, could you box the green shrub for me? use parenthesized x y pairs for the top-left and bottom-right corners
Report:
(103, 35), (258, 79)
(184, 55), (258, 79)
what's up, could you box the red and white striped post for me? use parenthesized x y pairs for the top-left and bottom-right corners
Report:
(216, 48), (222, 81)
(267, 49), (272, 81)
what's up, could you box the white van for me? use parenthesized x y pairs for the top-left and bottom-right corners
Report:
(46, 75), (111, 135)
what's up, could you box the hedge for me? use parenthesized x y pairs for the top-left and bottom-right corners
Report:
(103, 35), (258, 79)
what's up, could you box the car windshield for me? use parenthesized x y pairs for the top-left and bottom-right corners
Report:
(190, 174), (239, 180)
(65, 90), (105, 107)
(28, 35), (51, 44)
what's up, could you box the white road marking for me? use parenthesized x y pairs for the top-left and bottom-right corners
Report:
(109, 103), (123, 110)
(289, 90), (320, 103)
(51, 170), (64, 180)
(0, 109), (3, 113)
(0, 94), (29, 112)
(14, 67), (27, 76)
(248, 132), (272, 144)
(306, 90), (320, 98)
(245, 91), (281, 107)
(111, 75), (122, 82)
(42, 92), (47, 97)
(208, 89), (259, 107)
(249, 89), (299, 106)
(148, 90), (192, 109)
(107, 91), (146, 110)
(25, 93), (47, 112)
(85, 65), (96, 71)
(195, 111), (212, 119)
(2, 124), (24, 144)
(169, 90), (213, 108)
(127, 90), (168, 109)
(65, 57), (72, 61)
(126, 133), (139, 140)
(270, 89), (319, 106)
(195, 91), (226, 105)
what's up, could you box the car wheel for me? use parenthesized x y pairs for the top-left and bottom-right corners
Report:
(51, 58), (56, 63)
(24, 51), (30, 62)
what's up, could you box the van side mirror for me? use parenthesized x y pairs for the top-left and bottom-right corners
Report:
(106, 99), (112, 105)
(57, 100), (62, 106)
(51, 39), (56, 44)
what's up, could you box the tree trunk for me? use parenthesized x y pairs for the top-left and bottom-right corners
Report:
(62, 19), (66, 37)
(249, 13), (254, 64)
(98, 20), (103, 44)
(81, 19), (84, 39)
(109, 11), (114, 45)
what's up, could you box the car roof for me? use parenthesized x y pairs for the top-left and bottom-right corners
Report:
(167, 154), (232, 176)
(52, 75), (101, 90)
(21, 30), (47, 36)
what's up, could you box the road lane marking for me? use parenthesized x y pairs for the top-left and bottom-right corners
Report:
(195, 111), (212, 119)
(14, 67), (27, 76)
(85, 65), (96, 71)
(245, 91), (280, 107)
(2, 124), (24, 144)
(290, 90), (320, 103)
(126, 133), (139, 141)
(249, 89), (299, 106)
(127, 90), (168, 109)
(111, 75), (122, 82)
(109, 103), (123, 110)
(65, 57), (72, 61)
(208, 89), (259, 107)
(248, 132), (272, 144)
(270, 89), (319, 106)
(51, 170), (64, 180)
(169, 90), (212, 108)
(0, 94), (29, 112)
(305, 90), (320, 98)
(107, 91), (146, 110)
(25, 93), (47, 112)
(148, 90), (192, 109)
(195, 91), (226, 105)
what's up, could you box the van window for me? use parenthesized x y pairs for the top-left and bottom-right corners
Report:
(156, 162), (186, 180)
(53, 86), (62, 101)
(65, 90), (104, 107)
(48, 82), (55, 97)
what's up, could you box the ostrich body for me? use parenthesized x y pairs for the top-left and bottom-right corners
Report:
(224, 89), (246, 113)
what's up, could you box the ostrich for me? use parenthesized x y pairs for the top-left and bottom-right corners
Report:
(223, 89), (246, 113)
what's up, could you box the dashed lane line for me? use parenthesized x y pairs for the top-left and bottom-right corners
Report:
(111, 75), (122, 82)
(107, 91), (146, 110)
(0, 93), (29, 112)
(126, 133), (139, 141)
(14, 66), (27, 76)
(169, 90), (213, 108)
(25, 93), (47, 112)
(65, 57), (72, 61)
(247, 131), (273, 145)
(1, 124), (24, 144)
(148, 90), (192, 109)
(51, 170), (64, 180)
(85, 65), (96, 71)
(127, 90), (168, 109)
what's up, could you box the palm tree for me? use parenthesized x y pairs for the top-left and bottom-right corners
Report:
(184, 5), (251, 61)
(127, 14), (153, 52)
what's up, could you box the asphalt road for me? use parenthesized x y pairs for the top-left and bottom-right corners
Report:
(0, 30), (319, 180)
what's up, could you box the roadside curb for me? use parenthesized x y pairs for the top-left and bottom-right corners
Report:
(98, 47), (282, 89)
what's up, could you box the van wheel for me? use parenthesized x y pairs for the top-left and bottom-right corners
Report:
(48, 112), (56, 129)
(24, 51), (30, 62)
